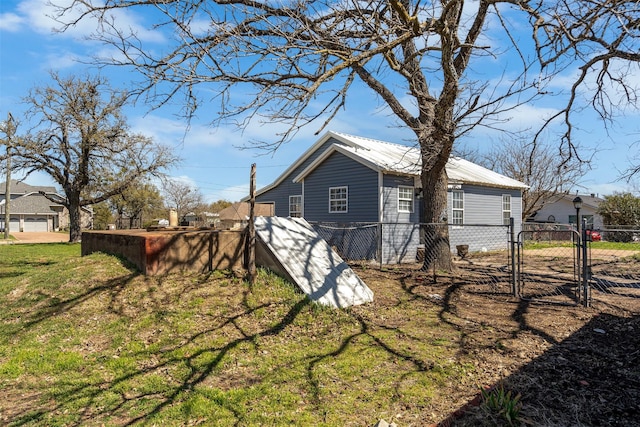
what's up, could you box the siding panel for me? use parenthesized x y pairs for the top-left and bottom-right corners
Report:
(303, 152), (378, 222)
(381, 223), (420, 263)
(382, 175), (419, 223)
(447, 185), (521, 253)
(255, 137), (353, 217)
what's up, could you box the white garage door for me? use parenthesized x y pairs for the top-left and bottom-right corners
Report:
(8, 217), (20, 232)
(24, 217), (49, 232)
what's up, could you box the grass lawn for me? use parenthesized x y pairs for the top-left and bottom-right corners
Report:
(0, 244), (471, 426)
(524, 239), (640, 252)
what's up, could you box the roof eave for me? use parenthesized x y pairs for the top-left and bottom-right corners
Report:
(292, 144), (383, 183)
(457, 180), (529, 190)
(252, 130), (345, 198)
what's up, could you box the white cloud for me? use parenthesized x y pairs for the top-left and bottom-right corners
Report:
(0, 12), (24, 31)
(9, 0), (164, 44)
(583, 182), (634, 197)
(129, 115), (207, 147)
(499, 103), (560, 130)
(167, 175), (198, 188)
(42, 50), (81, 70)
(203, 184), (249, 203)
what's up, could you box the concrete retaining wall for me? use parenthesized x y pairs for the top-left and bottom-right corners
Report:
(81, 229), (245, 275)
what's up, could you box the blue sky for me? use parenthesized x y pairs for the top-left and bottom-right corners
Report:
(1, 0), (638, 202)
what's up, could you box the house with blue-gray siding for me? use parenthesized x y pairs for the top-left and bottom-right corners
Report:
(253, 131), (528, 263)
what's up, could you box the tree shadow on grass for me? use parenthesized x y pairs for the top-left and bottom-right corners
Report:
(2, 272), (138, 340)
(303, 308), (439, 418)
(6, 273), (311, 427)
(7, 263), (465, 426)
(394, 267), (564, 350)
(0, 259), (59, 279)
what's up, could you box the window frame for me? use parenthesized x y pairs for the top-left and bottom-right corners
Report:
(289, 195), (302, 218)
(502, 194), (512, 225)
(569, 214), (594, 228)
(397, 186), (415, 213)
(328, 186), (348, 213)
(451, 190), (464, 228)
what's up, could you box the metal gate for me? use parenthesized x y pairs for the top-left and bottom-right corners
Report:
(516, 227), (587, 306)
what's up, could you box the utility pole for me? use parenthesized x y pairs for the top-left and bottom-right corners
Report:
(3, 113), (14, 240)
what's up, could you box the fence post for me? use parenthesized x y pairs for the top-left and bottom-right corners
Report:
(509, 217), (518, 298)
(582, 218), (590, 307)
(247, 163), (257, 285)
(378, 222), (383, 269)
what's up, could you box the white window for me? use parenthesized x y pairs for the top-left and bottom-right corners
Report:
(329, 186), (348, 213)
(452, 190), (464, 226)
(398, 186), (414, 213)
(502, 194), (511, 225)
(289, 195), (302, 218)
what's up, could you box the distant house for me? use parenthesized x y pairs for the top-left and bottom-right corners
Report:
(183, 211), (220, 228)
(529, 193), (604, 229)
(218, 202), (275, 230)
(0, 180), (93, 232)
(252, 131), (528, 263)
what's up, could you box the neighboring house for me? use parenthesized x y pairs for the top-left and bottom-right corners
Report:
(252, 131), (528, 263)
(0, 180), (93, 232)
(218, 202), (275, 230)
(183, 211), (220, 228)
(529, 193), (604, 229)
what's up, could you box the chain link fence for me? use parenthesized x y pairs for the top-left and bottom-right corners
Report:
(517, 227), (583, 305)
(444, 223), (515, 294)
(311, 222), (380, 263)
(588, 227), (640, 303)
(309, 221), (640, 307)
(310, 221), (514, 293)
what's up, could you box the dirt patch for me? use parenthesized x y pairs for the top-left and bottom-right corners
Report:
(353, 264), (640, 426)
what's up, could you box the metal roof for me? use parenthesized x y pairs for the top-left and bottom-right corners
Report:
(290, 131), (529, 189)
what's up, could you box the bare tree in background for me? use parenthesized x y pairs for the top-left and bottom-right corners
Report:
(13, 73), (178, 242)
(480, 136), (587, 221)
(161, 178), (205, 224)
(57, 0), (640, 269)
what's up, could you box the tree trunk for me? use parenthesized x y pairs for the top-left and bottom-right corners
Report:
(418, 114), (455, 272)
(68, 195), (82, 243)
(421, 165), (452, 271)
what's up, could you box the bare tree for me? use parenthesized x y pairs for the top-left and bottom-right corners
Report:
(161, 178), (205, 224)
(13, 73), (179, 242)
(56, 0), (640, 269)
(479, 136), (587, 221)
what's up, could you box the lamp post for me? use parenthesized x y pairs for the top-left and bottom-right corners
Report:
(573, 196), (584, 302)
(573, 196), (583, 233)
